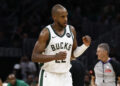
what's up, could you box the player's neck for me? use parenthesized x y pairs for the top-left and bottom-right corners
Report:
(52, 23), (64, 31)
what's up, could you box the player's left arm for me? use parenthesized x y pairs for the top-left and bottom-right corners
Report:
(70, 25), (91, 59)
(70, 25), (77, 59)
(117, 61), (120, 86)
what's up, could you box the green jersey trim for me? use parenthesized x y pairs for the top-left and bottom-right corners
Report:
(69, 25), (74, 41)
(50, 25), (66, 37)
(39, 63), (44, 68)
(40, 70), (44, 86)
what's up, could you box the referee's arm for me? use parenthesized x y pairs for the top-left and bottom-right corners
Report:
(117, 60), (120, 86)
(118, 76), (120, 85)
(91, 75), (96, 86)
(117, 62), (120, 86)
(90, 61), (98, 86)
(90, 68), (96, 86)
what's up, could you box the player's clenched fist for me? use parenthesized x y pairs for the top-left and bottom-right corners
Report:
(82, 35), (91, 46)
(55, 51), (67, 60)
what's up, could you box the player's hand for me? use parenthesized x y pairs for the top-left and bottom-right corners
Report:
(82, 35), (91, 46)
(55, 51), (67, 60)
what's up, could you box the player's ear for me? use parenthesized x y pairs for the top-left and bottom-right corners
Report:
(52, 15), (56, 21)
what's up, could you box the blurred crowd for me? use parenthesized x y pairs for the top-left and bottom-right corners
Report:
(0, 0), (120, 47)
(0, 0), (120, 86)
(0, 56), (93, 86)
(0, 56), (38, 86)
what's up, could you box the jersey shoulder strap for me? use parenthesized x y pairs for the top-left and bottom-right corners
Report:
(45, 25), (56, 37)
(68, 25), (74, 40)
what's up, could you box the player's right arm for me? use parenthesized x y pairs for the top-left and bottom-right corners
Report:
(32, 28), (66, 63)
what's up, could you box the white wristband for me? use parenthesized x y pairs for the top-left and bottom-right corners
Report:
(73, 44), (89, 57)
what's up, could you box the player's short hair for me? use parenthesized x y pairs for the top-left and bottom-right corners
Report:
(51, 4), (66, 16)
(98, 43), (110, 54)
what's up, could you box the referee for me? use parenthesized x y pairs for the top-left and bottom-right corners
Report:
(91, 43), (120, 86)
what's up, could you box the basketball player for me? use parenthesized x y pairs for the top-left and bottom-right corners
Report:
(91, 43), (120, 86)
(32, 4), (91, 86)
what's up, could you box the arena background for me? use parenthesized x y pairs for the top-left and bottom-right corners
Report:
(0, 0), (120, 85)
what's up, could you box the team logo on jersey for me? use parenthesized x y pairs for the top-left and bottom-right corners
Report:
(66, 33), (71, 38)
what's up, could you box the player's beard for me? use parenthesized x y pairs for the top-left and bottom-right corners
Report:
(57, 21), (66, 29)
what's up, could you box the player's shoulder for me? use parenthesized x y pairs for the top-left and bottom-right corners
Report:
(39, 26), (49, 37)
(41, 27), (49, 34)
(68, 25), (76, 34)
(68, 25), (75, 31)
(37, 26), (50, 42)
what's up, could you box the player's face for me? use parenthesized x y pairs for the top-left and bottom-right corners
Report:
(96, 47), (107, 61)
(55, 9), (68, 28)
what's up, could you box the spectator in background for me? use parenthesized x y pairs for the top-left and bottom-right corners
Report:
(11, 32), (22, 48)
(0, 32), (6, 47)
(7, 74), (29, 86)
(13, 64), (22, 79)
(26, 75), (38, 86)
(26, 75), (33, 85)
(20, 56), (37, 82)
(28, 25), (39, 38)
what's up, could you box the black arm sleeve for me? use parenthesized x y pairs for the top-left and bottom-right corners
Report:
(110, 59), (120, 77)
